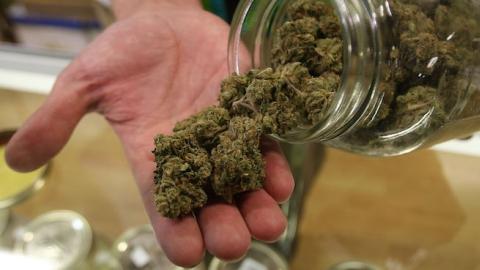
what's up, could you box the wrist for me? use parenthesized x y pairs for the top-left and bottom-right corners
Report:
(112, 0), (201, 20)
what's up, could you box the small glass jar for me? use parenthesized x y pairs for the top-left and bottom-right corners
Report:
(208, 241), (288, 270)
(329, 261), (380, 270)
(0, 129), (48, 236)
(229, 0), (480, 156)
(112, 225), (206, 270)
(13, 210), (93, 270)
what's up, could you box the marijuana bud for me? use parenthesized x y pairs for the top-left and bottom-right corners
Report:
(305, 89), (334, 125)
(313, 38), (343, 75)
(153, 132), (211, 218)
(211, 117), (265, 203)
(303, 72), (340, 93)
(390, 86), (446, 131)
(219, 74), (251, 110)
(391, 1), (435, 37)
(287, 0), (331, 20)
(173, 106), (230, 149)
(303, 75), (339, 125)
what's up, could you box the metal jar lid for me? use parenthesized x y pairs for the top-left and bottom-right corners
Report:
(0, 129), (49, 209)
(209, 242), (288, 270)
(329, 261), (380, 270)
(0, 208), (8, 235)
(13, 210), (93, 270)
(113, 224), (206, 270)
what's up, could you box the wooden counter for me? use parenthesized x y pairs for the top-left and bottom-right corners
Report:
(291, 149), (480, 270)
(1, 89), (480, 269)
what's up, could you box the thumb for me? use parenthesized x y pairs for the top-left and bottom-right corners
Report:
(5, 75), (93, 172)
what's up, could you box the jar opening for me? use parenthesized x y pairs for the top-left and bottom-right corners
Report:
(228, 0), (381, 143)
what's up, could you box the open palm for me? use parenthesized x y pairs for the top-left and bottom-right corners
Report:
(5, 2), (294, 267)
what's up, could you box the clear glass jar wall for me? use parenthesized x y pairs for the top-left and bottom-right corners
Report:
(229, 0), (480, 156)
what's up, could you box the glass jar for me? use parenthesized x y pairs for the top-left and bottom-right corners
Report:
(13, 210), (93, 270)
(208, 241), (288, 270)
(0, 129), (48, 237)
(112, 225), (206, 270)
(229, 0), (480, 156)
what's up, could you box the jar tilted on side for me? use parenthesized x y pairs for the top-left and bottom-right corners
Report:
(229, 0), (480, 156)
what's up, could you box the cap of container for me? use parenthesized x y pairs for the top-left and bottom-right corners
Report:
(329, 261), (380, 270)
(0, 130), (48, 209)
(113, 224), (206, 270)
(209, 242), (288, 270)
(0, 209), (9, 235)
(13, 210), (93, 270)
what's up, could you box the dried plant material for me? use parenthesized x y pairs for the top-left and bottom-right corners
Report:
(153, 132), (211, 218)
(211, 117), (265, 203)
(173, 106), (230, 149)
(153, 0), (341, 218)
(389, 86), (446, 130)
(153, 0), (480, 217)
(349, 0), (479, 150)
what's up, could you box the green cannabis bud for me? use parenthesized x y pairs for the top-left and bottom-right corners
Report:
(211, 117), (265, 203)
(153, 106), (230, 218)
(356, 0), (478, 144)
(153, 132), (211, 218)
(389, 86), (446, 130)
(173, 106), (230, 149)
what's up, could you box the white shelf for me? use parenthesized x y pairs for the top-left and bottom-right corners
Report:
(433, 134), (480, 157)
(0, 45), (72, 95)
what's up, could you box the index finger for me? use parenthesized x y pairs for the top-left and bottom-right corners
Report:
(5, 74), (92, 172)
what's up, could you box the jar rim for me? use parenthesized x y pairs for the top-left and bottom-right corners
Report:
(227, 0), (383, 143)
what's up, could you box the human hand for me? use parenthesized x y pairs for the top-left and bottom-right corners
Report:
(5, 1), (294, 267)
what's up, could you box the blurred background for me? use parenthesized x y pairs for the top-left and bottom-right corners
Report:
(1, 1), (480, 270)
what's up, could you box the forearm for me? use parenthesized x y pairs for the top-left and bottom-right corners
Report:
(112, 0), (201, 20)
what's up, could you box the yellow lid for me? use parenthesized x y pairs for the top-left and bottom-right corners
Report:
(0, 144), (47, 208)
